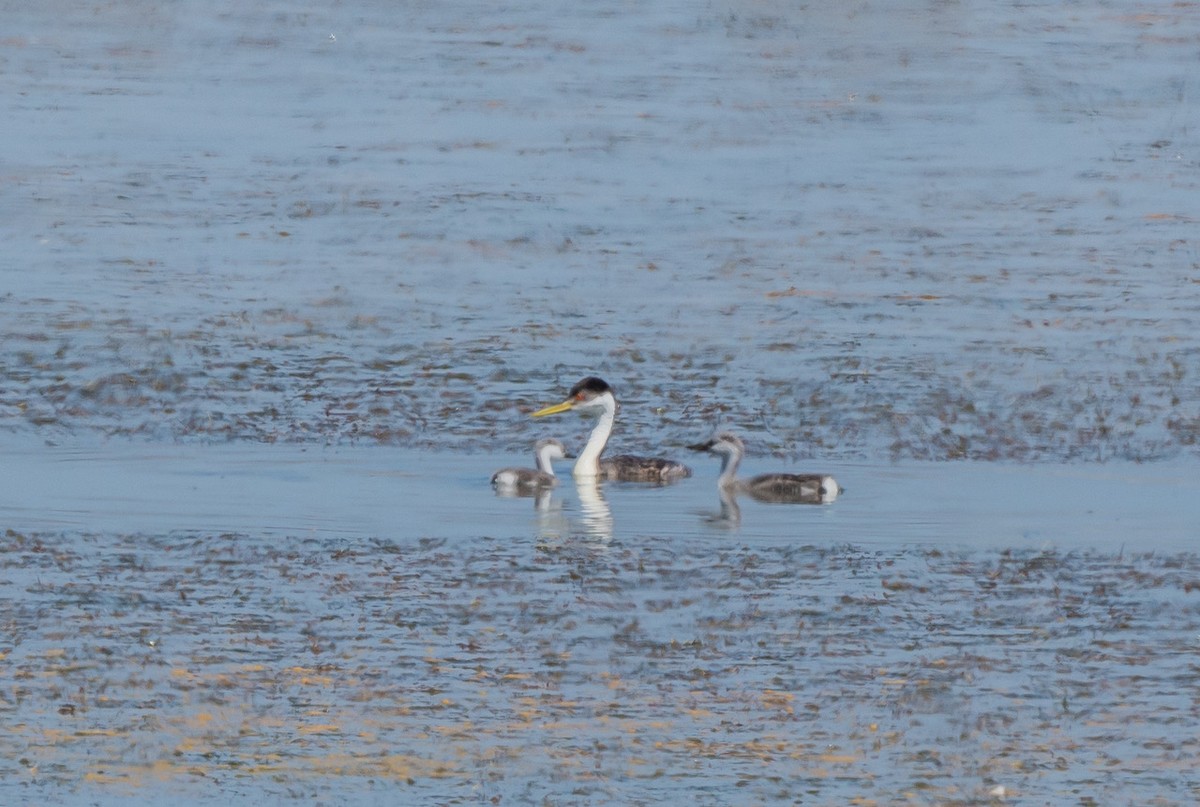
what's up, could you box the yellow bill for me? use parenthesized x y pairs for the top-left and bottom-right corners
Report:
(531, 399), (575, 418)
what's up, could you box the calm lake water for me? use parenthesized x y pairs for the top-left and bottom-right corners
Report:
(3, 0), (1199, 804)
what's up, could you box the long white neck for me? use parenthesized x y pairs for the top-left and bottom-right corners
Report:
(535, 445), (557, 476)
(573, 396), (615, 478)
(716, 445), (743, 488)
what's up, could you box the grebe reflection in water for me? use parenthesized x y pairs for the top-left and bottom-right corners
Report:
(531, 377), (691, 483)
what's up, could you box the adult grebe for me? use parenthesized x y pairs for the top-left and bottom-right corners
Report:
(491, 438), (570, 492)
(689, 431), (840, 504)
(530, 376), (692, 482)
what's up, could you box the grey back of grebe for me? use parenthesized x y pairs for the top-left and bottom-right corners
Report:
(491, 437), (570, 492)
(530, 376), (691, 482)
(742, 472), (839, 503)
(689, 431), (840, 504)
(599, 454), (691, 484)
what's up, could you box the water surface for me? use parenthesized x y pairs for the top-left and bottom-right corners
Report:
(3, 0), (1200, 804)
(3, 0), (1198, 460)
(4, 442), (1200, 804)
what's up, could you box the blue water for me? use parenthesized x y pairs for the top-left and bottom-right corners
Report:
(3, 0), (1198, 460)
(3, 440), (1200, 805)
(3, 1), (1200, 804)
(3, 437), (1198, 551)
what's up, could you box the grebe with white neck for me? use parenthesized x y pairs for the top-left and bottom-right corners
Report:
(689, 431), (840, 504)
(491, 438), (570, 492)
(530, 377), (691, 483)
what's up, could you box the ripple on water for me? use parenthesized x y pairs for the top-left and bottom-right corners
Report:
(2, 529), (1198, 804)
(2, 3), (1199, 462)
(3, 2), (1200, 804)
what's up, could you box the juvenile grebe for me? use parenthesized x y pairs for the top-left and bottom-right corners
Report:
(689, 431), (840, 504)
(530, 376), (691, 482)
(491, 438), (570, 492)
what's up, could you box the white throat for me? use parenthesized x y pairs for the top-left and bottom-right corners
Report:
(716, 444), (743, 487)
(535, 444), (558, 476)
(573, 394), (616, 478)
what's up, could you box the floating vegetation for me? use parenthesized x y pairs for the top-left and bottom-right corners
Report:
(4, 297), (1197, 463)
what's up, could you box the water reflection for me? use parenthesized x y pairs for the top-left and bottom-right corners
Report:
(698, 482), (841, 530)
(700, 483), (742, 530)
(573, 477), (613, 541)
(533, 488), (569, 540)
(493, 482), (571, 539)
(492, 475), (612, 540)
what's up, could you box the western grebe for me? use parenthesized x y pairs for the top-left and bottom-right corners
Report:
(689, 431), (840, 504)
(491, 438), (571, 492)
(530, 376), (692, 482)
